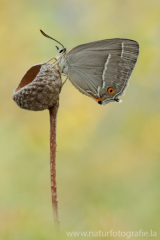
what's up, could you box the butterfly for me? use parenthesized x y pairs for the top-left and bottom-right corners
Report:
(40, 30), (139, 105)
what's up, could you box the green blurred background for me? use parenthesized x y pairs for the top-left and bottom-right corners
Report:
(1, 0), (160, 239)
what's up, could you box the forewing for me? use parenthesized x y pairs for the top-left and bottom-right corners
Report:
(67, 38), (139, 74)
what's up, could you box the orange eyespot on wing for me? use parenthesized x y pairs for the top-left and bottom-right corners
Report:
(87, 92), (102, 104)
(107, 87), (114, 94)
(97, 98), (102, 105)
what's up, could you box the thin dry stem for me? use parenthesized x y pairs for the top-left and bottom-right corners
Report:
(49, 101), (59, 227)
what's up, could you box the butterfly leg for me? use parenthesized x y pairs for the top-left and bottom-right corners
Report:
(42, 57), (58, 65)
(46, 57), (58, 64)
(62, 75), (68, 86)
(42, 57), (61, 71)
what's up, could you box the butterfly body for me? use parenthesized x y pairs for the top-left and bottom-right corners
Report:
(57, 55), (70, 75)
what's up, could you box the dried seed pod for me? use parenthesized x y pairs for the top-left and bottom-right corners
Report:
(13, 63), (62, 111)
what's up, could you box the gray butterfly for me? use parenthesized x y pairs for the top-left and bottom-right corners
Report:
(40, 30), (139, 105)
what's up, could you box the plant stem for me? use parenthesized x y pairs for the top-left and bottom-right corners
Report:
(49, 101), (59, 226)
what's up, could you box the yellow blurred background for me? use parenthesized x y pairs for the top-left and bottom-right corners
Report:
(0, 0), (160, 239)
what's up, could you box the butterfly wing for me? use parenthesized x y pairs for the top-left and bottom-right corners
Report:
(98, 54), (131, 105)
(67, 52), (131, 104)
(67, 38), (139, 72)
(66, 39), (139, 105)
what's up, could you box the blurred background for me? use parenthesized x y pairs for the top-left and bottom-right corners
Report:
(0, 0), (160, 239)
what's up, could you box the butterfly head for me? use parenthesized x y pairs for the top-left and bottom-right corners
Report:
(56, 46), (67, 55)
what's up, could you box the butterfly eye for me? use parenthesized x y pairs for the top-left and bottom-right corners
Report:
(107, 87), (114, 94)
(59, 48), (66, 54)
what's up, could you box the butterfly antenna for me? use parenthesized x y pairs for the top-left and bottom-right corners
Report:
(40, 29), (65, 49)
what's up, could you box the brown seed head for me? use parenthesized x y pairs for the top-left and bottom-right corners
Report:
(13, 63), (62, 111)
